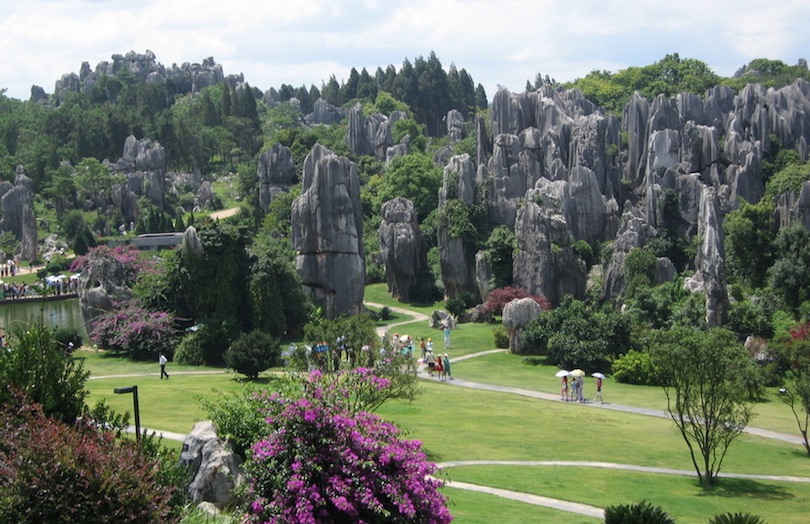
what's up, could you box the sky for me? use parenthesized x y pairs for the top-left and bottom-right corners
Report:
(1, 0), (809, 102)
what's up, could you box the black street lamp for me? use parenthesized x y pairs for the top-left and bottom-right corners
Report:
(113, 385), (141, 441)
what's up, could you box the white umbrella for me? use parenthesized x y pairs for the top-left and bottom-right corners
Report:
(570, 369), (586, 378)
(592, 372), (606, 379)
(554, 369), (570, 377)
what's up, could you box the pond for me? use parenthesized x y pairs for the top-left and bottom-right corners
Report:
(0, 298), (87, 341)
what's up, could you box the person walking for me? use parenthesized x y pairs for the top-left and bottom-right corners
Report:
(443, 325), (451, 349)
(425, 350), (436, 377)
(595, 376), (604, 404)
(560, 375), (569, 400)
(442, 353), (452, 380)
(159, 352), (170, 379)
(576, 376), (584, 402)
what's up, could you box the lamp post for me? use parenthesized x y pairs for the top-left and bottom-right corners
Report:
(113, 385), (141, 441)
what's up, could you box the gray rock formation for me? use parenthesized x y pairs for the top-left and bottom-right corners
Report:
(0, 167), (38, 261)
(502, 297), (544, 354)
(346, 104), (403, 159)
(438, 155), (479, 299)
(513, 181), (587, 306)
(696, 187), (728, 326)
(257, 143), (296, 213)
(292, 144), (364, 318)
(77, 249), (135, 333)
(447, 109), (466, 142)
(378, 197), (424, 302)
(51, 51), (235, 103)
(111, 135), (168, 209)
(307, 97), (346, 125)
(180, 421), (245, 510)
(601, 208), (658, 301)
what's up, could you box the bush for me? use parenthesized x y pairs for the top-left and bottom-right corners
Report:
(224, 330), (281, 379)
(174, 331), (206, 366)
(0, 321), (89, 424)
(611, 350), (660, 385)
(603, 500), (675, 524)
(379, 306), (392, 320)
(708, 513), (767, 524)
(483, 286), (550, 316)
(445, 296), (467, 318)
(493, 325), (509, 349)
(0, 394), (178, 523)
(90, 304), (177, 361)
(244, 371), (452, 524)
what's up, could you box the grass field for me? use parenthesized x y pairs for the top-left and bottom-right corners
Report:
(81, 283), (810, 523)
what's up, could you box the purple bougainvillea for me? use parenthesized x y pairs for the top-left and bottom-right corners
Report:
(245, 371), (453, 524)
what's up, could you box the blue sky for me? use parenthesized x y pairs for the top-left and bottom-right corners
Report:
(1, 0), (808, 102)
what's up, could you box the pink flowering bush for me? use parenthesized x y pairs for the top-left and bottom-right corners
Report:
(69, 245), (153, 283)
(245, 371), (453, 524)
(90, 303), (176, 360)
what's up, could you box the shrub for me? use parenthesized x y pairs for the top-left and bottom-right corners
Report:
(708, 513), (767, 524)
(245, 371), (452, 524)
(612, 350), (660, 385)
(522, 296), (631, 371)
(483, 286), (550, 316)
(445, 296), (467, 318)
(199, 386), (275, 460)
(493, 325), (509, 349)
(379, 306), (392, 320)
(0, 394), (178, 523)
(90, 304), (176, 361)
(224, 330), (281, 379)
(174, 330), (206, 365)
(0, 321), (89, 424)
(603, 500), (675, 524)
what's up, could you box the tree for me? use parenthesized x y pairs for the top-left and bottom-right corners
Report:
(74, 157), (124, 205)
(649, 327), (755, 485)
(483, 225), (516, 289)
(723, 199), (776, 288)
(374, 153), (442, 221)
(249, 233), (310, 337)
(521, 296), (631, 371)
(0, 321), (89, 424)
(768, 222), (810, 311)
(775, 322), (810, 455)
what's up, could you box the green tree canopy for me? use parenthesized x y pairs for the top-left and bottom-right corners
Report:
(373, 153), (442, 221)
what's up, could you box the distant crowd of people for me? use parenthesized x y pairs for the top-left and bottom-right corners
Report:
(0, 275), (78, 300)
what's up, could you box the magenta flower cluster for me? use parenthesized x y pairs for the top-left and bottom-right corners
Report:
(90, 303), (175, 360)
(245, 371), (453, 524)
(69, 245), (155, 282)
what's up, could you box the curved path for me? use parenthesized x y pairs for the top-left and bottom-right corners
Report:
(92, 301), (809, 518)
(365, 301), (430, 337)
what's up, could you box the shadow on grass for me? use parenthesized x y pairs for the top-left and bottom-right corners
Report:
(697, 478), (794, 501)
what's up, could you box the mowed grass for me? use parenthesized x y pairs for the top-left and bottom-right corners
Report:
(79, 285), (810, 522)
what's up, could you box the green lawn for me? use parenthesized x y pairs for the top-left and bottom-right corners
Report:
(78, 285), (810, 523)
